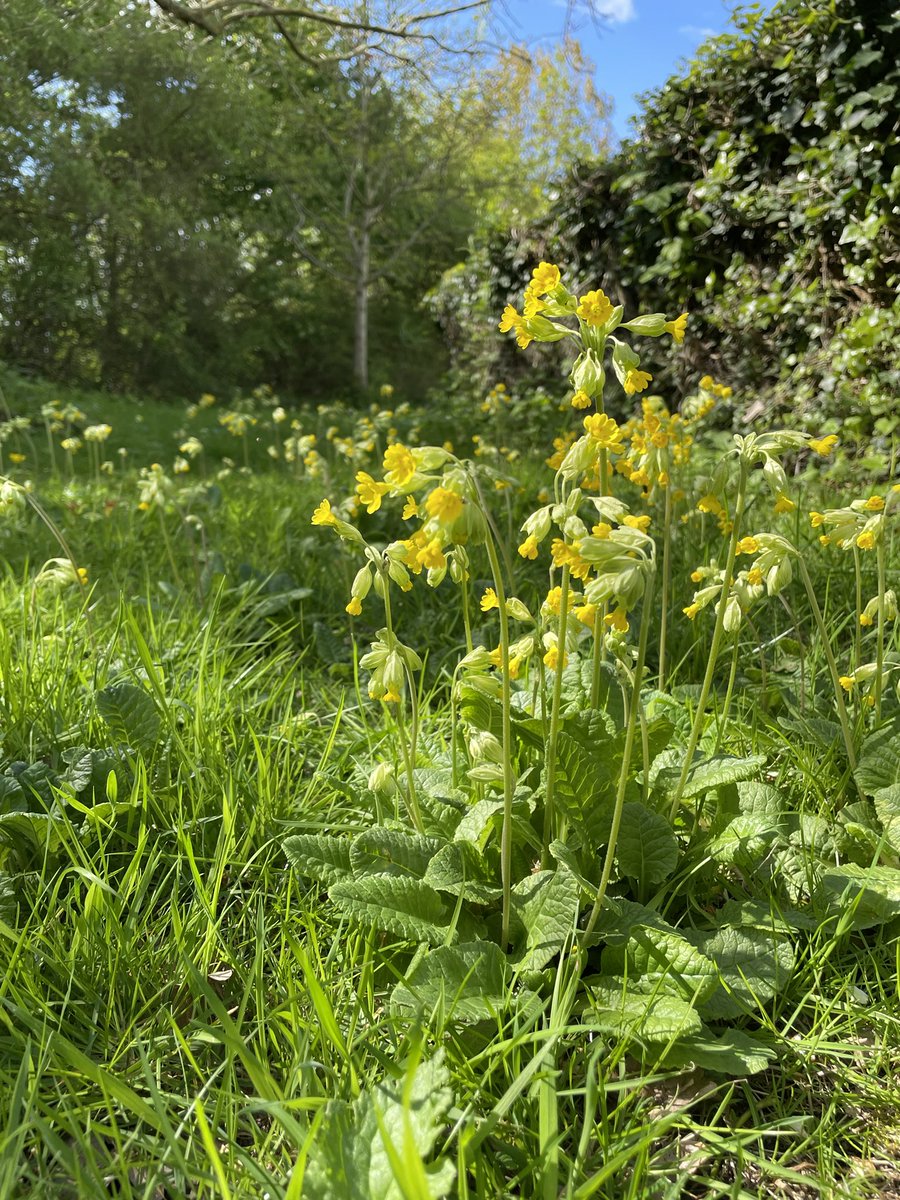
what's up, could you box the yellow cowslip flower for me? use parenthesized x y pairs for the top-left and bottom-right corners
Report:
(658, 470), (670, 487)
(604, 605), (629, 633)
(664, 312), (688, 343)
(312, 498), (338, 527)
(531, 262), (561, 295)
(737, 536), (759, 555)
(523, 283), (546, 319)
(346, 596), (362, 616)
(417, 538), (446, 571)
(623, 370), (652, 396)
(356, 471), (389, 515)
(699, 375), (715, 390)
(592, 522), (612, 538)
(545, 585), (575, 615)
(402, 496), (419, 519)
(9, 452), (25, 464)
(543, 644), (567, 671)
(425, 486), (463, 525)
(860, 612), (873, 627)
(77, 567), (88, 586)
(571, 389), (592, 410)
(583, 413), (624, 451)
(747, 567), (763, 586)
(575, 602), (597, 629)
(518, 534), (539, 560)
(498, 304), (533, 349)
(383, 688), (401, 704)
(863, 495), (885, 512)
(383, 443), (417, 488)
(809, 434), (838, 456)
(683, 603), (701, 620)
(857, 530), (876, 550)
(809, 511), (825, 527)
(839, 675), (855, 692)
(576, 289), (614, 327)
(481, 587), (500, 612)
(623, 515), (651, 532)
(698, 494), (723, 516)
(690, 569), (703, 583)
(773, 493), (795, 514)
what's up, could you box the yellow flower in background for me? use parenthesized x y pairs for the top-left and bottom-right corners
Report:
(571, 389), (592, 410)
(518, 534), (539, 560)
(737, 536), (759, 554)
(839, 675), (855, 692)
(592, 522), (612, 538)
(698, 494), (723, 516)
(576, 289), (614, 327)
(575, 602), (597, 628)
(523, 283), (546, 319)
(311, 498), (339, 527)
(856, 530), (876, 550)
(863, 495), (885, 512)
(481, 587), (500, 612)
(543, 643), (567, 671)
(747, 567), (763, 585)
(345, 596), (362, 616)
(356, 471), (389, 514)
(773, 493), (795, 514)
(623, 369), (652, 395)
(9, 452), (25, 464)
(809, 511), (825, 527)
(498, 304), (533, 349)
(425, 486), (463, 525)
(383, 443), (417, 488)
(402, 496), (419, 519)
(417, 538), (446, 571)
(690, 569), (703, 583)
(683, 603), (701, 620)
(664, 312), (688, 343)
(531, 262), (561, 295)
(809, 434), (838, 456)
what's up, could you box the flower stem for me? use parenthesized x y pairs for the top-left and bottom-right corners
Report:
(876, 538), (886, 721)
(584, 565), (655, 940)
(543, 566), (571, 867)
(659, 476), (673, 690)
(668, 457), (748, 823)
(381, 572), (424, 834)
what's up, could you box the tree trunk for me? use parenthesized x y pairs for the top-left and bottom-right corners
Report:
(353, 221), (370, 390)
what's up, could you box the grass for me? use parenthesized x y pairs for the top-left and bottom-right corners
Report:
(1, 373), (900, 1198)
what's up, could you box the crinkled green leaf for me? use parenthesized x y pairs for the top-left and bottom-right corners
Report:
(329, 875), (451, 945)
(688, 924), (795, 1020)
(96, 683), (161, 752)
(874, 786), (900, 854)
(391, 941), (509, 1023)
(510, 867), (580, 972)
(855, 720), (900, 794)
(349, 829), (444, 879)
(585, 983), (702, 1041)
(661, 1028), (776, 1076)
(284, 834), (352, 886)
(820, 863), (900, 930)
(616, 802), (679, 884)
(604, 923), (718, 1004)
(423, 841), (501, 903)
(304, 1052), (455, 1200)
(653, 751), (765, 800)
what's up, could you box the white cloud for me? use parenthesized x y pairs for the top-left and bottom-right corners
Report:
(552, 0), (637, 24)
(678, 24), (718, 38)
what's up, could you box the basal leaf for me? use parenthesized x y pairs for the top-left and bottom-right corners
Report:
(284, 834), (353, 886)
(510, 867), (580, 973)
(391, 941), (509, 1023)
(874, 785), (900, 853)
(820, 863), (900, 930)
(96, 683), (161, 753)
(616, 802), (679, 885)
(424, 841), (501, 904)
(349, 829), (444, 879)
(855, 720), (900, 794)
(688, 924), (795, 1020)
(604, 923), (718, 1004)
(585, 983), (702, 1041)
(661, 1028), (776, 1076)
(329, 876), (452, 945)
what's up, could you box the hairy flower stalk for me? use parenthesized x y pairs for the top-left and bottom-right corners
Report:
(543, 564), (571, 866)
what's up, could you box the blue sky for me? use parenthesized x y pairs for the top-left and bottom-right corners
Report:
(503, 0), (773, 141)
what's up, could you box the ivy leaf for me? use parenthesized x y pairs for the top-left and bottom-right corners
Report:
(509, 867), (580, 972)
(96, 683), (161, 753)
(391, 942), (509, 1024)
(349, 829), (444, 879)
(284, 834), (353, 886)
(304, 1052), (456, 1200)
(616, 802), (679, 885)
(329, 876), (452, 945)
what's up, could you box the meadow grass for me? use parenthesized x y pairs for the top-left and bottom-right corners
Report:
(1, 372), (899, 1199)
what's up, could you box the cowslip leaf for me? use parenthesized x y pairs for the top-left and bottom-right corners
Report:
(284, 834), (352, 886)
(688, 923), (795, 1020)
(96, 682), (161, 752)
(349, 829), (444, 878)
(329, 876), (452, 945)
(509, 867), (580, 973)
(616, 802), (679, 884)
(585, 984), (702, 1041)
(391, 941), (509, 1023)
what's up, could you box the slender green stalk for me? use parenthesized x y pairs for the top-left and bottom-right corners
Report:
(481, 524), (516, 950)
(658, 474), (673, 690)
(543, 565), (571, 867)
(716, 634), (740, 753)
(584, 566), (655, 939)
(380, 571), (424, 834)
(875, 537), (886, 720)
(797, 556), (858, 774)
(668, 458), (748, 822)
(853, 547), (863, 671)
